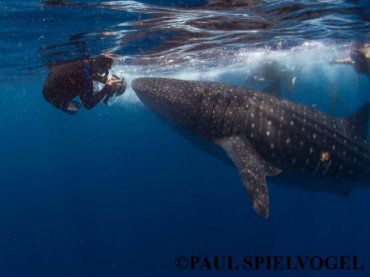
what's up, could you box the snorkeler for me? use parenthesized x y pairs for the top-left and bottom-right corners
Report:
(42, 54), (126, 114)
(330, 41), (370, 77)
(246, 60), (297, 97)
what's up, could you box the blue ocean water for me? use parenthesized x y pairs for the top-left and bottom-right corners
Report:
(0, 0), (369, 276)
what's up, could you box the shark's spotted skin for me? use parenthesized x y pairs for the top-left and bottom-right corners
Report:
(132, 77), (370, 218)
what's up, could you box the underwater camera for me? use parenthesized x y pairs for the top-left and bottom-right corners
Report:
(110, 74), (127, 97)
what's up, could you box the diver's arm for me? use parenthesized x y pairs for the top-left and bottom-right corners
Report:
(79, 85), (111, 109)
(90, 66), (109, 84)
(330, 57), (353, 65)
(79, 75), (111, 109)
(91, 72), (108, 84)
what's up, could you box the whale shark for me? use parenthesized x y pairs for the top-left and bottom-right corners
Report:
(132, 77), (370, 218)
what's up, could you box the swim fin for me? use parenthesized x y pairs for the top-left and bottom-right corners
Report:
(63, 100), (81, 115)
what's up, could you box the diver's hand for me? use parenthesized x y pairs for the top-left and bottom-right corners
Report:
(106, 77), (122, 90)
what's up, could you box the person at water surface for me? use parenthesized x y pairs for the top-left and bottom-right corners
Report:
(42, 54), (125, 114)
(330, 41), (370, 77)
(246, 60), (297, 97)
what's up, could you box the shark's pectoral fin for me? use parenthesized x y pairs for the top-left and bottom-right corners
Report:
(218, 136), (281, 219)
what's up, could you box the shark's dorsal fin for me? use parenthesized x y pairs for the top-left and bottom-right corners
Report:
(218, 136), (281, 218)
(345, 102), (370, 140)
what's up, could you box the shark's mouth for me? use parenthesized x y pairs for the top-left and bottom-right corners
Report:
(131, 78), (149, 95)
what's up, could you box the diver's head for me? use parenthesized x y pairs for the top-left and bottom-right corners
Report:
(350, 48), (366, 64)
(90, 54), (114, 75)
(350, 40), (368, 64)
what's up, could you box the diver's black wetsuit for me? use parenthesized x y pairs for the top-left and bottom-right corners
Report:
(42, 56), (113, 114)
(350, 46), (370, 77)
(331, 42), (370, 78)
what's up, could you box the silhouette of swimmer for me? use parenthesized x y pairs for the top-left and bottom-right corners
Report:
(246, 60), (297, 97)
(43, 55), (126, 114)
(330, 41), (370, 77)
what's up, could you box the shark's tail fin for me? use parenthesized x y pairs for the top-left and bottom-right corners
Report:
(345, 102), (370, 140)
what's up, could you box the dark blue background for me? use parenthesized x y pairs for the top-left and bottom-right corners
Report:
(0, 0), (369, 276)
(0, 69), (369, 276)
